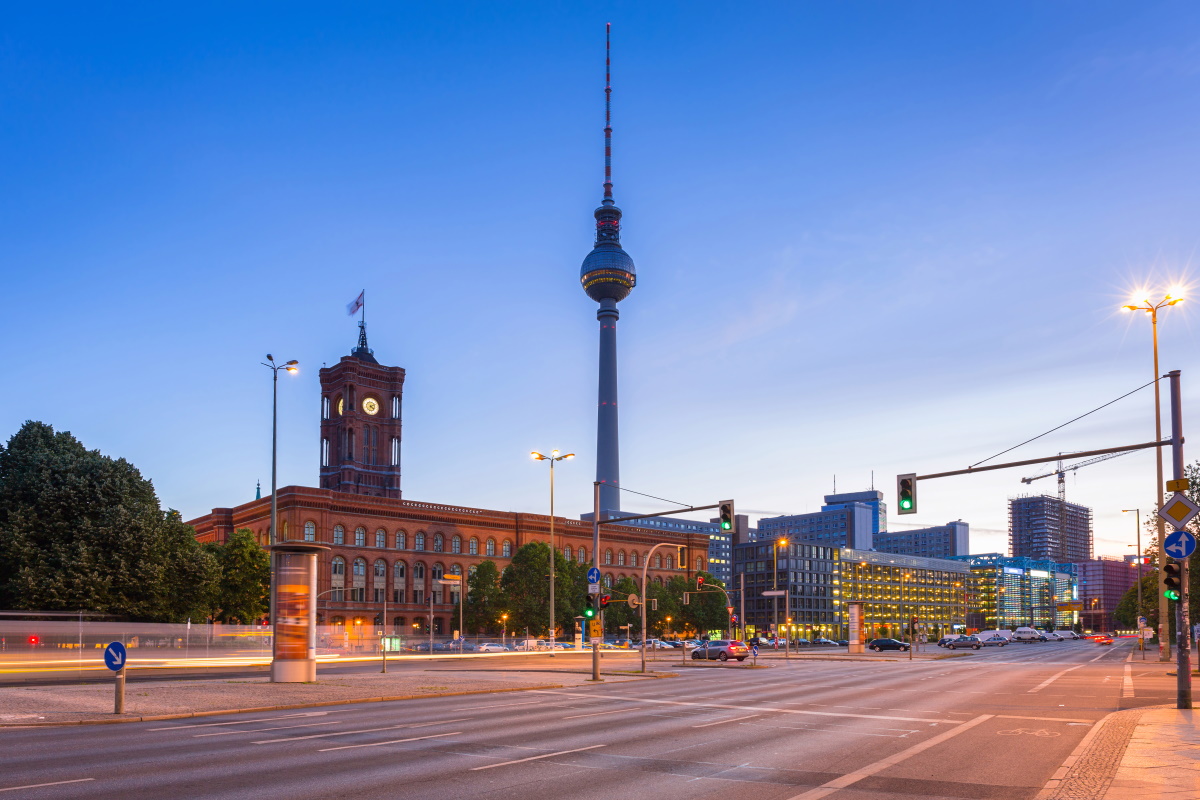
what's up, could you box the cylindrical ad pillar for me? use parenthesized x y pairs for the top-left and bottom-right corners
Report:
(271, 543), (328, 682)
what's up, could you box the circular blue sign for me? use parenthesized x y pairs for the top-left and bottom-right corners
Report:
(103, 641), (127, 671)
(1165, 530), (1197, 560)
(587, 567), (601, 584)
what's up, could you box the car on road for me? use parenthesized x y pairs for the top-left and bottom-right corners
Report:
(867, 638), (910, 652)
(1012, 627), (1045, 643)
(792, 638), (811, 647)
(938, 635), (964, 648)
(1095, 635), (1114, 645)
(812, 637), (838, 646)
(946, 635), (983, 650)
(980, 634), (1009, 647)
(1041, 632), (1064, 641)
(691, 640), (750, 662)
(836, 639), (850, 646)
(477, 642), (508, 653)
(1053, 630), (1080, 640)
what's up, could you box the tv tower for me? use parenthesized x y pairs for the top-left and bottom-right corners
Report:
(580, 23), (636, 515)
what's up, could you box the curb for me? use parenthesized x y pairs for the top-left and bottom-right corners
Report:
(0, 684), (567, 728)
(1034, 705), (1161, 800)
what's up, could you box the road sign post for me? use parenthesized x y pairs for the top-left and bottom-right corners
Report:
(104, 641), (126, 714)
(1166, 369), (1192, 709)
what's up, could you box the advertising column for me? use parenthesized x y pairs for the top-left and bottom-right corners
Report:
(847, 601), (865, 654)
(271, 543), (329, 683)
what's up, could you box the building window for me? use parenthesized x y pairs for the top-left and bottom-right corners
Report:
(617, 551), (626, 566)
(696, 556), (705, 571)
(604, 549), (613, 565)
(469, 537), (479, 555)
(654, 554), (662, 568)
(578, 547), (587, 563)
(432, 564), (444, 580)
(415, 532), (426, 551)
(392, 396), (400, 418)
(331, 556), (345, 603)
(355, 527), (366, 547)
(396, 531), (406, 549)
(665, 555), (674, 570)
(304, 521), (316, 542)
(502, 540), (512, 558)
(604, 573), (613, 588)
(451, 535), (461, 554)
(564, 546), (573, 562)
(630, 551), (638, 567)
(333, 525), (345, 545)
(375, 529), (386, 548)
(391, 437), (400, 466)
(321, 438), (329, 466)
(433, 533), (444, 553)
(414, 562), (425, 579)
(322, 396), (330, 419)
(486, 538), (496, 556)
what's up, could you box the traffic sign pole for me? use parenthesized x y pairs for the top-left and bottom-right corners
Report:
(114, 666), (125, 714)
(1167, 369), (1191, 710)
(104, 642), (127, 714)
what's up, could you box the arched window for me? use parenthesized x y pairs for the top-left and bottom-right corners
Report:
(431, 564), (444, 580)
(469, 537), (479, 555)
(665, 555), (674, 570)
(451, 535), (461, 554)
(280, 520), (287, 539)
(351, 557), (367, 602)
(468, 564), (478, 576)
(331, 615), (345, 626)
(353, 558), (367, 576)
(331, 556), (346, 602)
(696, 556), (705, 571)
(629, 551), (637, 567)
(604, 549), (613, 565)
(617, 550), (626, 566)
(604, 573), (613, 588)
(374, 559), (386, 578)
(332, 557), (346, 576)
(415, 532), (426, 551)
(396, 530), (407, 549)
(393, 560), (407, 603)
(654, 554), (662, 568)
(414, 562), (426, 579)
(564, 545), (573, 562)
(355, 527), (366, 547)
(502, 540), (512, 558)
(578, 547), (587, 563)
(433, 533), (444, 553)
(373, 559), (387, 602)
(333, 525), (345, 545)
(655, 575), (664, 586)
(486, 538), (496, 556)
(304, 521), (316, 542)
(375, 529), (386, 548)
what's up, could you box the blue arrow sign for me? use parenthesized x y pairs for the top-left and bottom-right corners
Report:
(587, 567), (601, 584)
(104, 641), (126, 671)
(1165, 530), (1197, 560)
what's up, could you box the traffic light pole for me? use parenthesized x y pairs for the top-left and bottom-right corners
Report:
(1168, 370), (1192, 709)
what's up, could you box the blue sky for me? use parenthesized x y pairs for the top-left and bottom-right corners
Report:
(3, 2), (1200, 557)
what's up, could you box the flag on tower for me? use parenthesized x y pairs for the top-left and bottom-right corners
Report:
(346, 291), (364, 316)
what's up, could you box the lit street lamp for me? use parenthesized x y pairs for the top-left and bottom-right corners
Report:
(1122, 289), (1183, 661)
(775, 538), (788, 658)
(262, 355), (298, 683)
(531, 450), (574, 656)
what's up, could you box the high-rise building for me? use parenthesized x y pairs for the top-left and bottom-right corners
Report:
(822, 490), (887, 536)
(580, 24), (636, 517)
(1076, 556), (1140, 632)
(874, 521), (970, 560)
(950, 553), (1079, 631)
(318, 323), (405, 498)
(757, 504), (874, 550)
(1009, 495), (1093, 563)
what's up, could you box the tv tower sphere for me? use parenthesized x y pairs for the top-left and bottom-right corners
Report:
(580, 203), (636, 303)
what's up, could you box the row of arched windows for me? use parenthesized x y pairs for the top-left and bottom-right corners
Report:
(328, 556), (468, 605)
(299, 522), (512, 557)
(599, 549), (685, 570)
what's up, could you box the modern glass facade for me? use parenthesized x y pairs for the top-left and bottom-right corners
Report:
(950, 553), (1079, 630)
(839, 549), (972, 641)
(733, 541), (839, 639)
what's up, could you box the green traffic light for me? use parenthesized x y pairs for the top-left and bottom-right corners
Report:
(721, 520), (731, 530)
(584, 607), (596, 619)
(899, 498), (912, 510)
(1165, 589), (1181, 601)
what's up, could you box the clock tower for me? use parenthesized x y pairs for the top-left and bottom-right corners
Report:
(318, 323), (405, 498)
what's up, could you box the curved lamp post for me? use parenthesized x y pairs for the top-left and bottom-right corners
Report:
(640, 542), (684, 672)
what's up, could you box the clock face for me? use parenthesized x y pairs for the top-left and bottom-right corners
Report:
(362, 397), (380, 416)
(336, 397), (344, 416)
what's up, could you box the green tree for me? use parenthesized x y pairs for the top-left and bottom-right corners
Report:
(680, 572), (728, 636)
(204, 528), (269, 624)
(0, 421), (219, 621)
(462, 560), (503, 634)
(604, 576), (641, 636)
(1114, 572), (1159, 630)
(498, 542), (578, 637)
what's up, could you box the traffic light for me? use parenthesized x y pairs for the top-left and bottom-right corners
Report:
(718, 500), (735, 531)
(697, 575), (705, 590)
(1164, 562), (1182, 601)
(897, 473), (917, 515)
(599, 595), (611, 610)
(584, 596), (596, 619)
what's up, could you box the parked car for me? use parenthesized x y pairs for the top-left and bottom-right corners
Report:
(691, 640), (750, 662)
(1052, 630), (1080, 640)
(836, 639), (850, 646)
(979, 634), (1009, 647)
(868, 638), (910, 652)
(812, 637), (838, 646)
(946, 635), (982, 650)
(477, 642), (508, 653)
(938, 635), (964, 648)
(1012, 627), (1045, 643)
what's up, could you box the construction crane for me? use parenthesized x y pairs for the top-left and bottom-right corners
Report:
(1021, 449), (1138, 501)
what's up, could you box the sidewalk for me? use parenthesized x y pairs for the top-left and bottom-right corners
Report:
(0, 665), (662, 727)
(1104, 708), (1199, 799)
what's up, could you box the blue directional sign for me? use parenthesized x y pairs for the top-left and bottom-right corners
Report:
(103, 641), (126, 671)
(587, 567), (601, 584)
(1165, 530), (1197, 560)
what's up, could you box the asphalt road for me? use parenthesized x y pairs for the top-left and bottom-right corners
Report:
(0, 639), (1174, 800)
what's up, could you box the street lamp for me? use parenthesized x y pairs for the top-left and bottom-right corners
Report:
(500, 613), (509, 650)
(262, 354), (298, 682)
(531, 450), (574, 657)
(1122, 289), (1183, 661)
(1123, 508), (1146, 658)
(774, 538), (788, 651)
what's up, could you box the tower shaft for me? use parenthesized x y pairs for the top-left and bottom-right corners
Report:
(596, 299), (620, 513)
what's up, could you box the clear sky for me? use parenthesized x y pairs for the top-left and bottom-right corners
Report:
(3, 3), (1199, 558)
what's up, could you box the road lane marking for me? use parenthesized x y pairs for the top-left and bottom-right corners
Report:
(785, 714), (994, 799)
(1028, 665), (1085, 693)
(0, 779), (95, 793)
(693, 714), (760, 728)
(471, 744), (606, 771)
(252, 717), (472, 744)
(1123, 664), (1134, 697)
(534, 690), (964, 724)
(455, 701), (544, 711)
(318, 731), (460, 752)
(148, 712), (338, 730)
(996, 715), (1096, 723)
(195, 720), (345, 737)
(563, 708), (635, 719)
